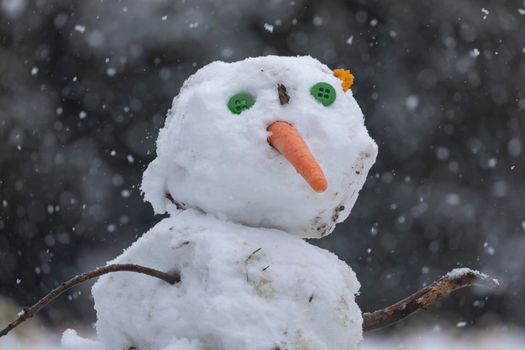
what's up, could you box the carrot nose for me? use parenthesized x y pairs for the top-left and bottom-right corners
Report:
(267, 121), (328, 192)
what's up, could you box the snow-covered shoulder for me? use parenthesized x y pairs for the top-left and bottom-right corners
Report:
(65, 209), (363, 350)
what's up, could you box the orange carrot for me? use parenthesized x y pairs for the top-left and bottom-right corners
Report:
(267, 121), (328, 192)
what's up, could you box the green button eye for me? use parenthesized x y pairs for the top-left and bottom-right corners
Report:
(310, 82), (336, 106)
(227, 93), (255, 115)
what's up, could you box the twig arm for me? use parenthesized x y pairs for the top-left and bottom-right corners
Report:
(0, 264), (180, 338)
(362, 268), (499, 332)
(0, 265), (498, 338)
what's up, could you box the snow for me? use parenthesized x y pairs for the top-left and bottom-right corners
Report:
(141, 55), (377, 238)
(105, 67), (116, 76)
(445, 267), (482, 279)
(63, 209), (363, 350)
(507, 138), (522, 156)
(444, 268), (499, 286)
(361, 329), (525, 350)
(312, 16), (323, 26)
(481, 8), (489, 20)
(446, 193), (460, 206)
(469, 48), (480, 57)
(4, 326), (525, 350)
(74, 25), (86, 33)
(61, 330), (103, 350)
(484, 246), (495, 255)
(405, 95), (419, 111)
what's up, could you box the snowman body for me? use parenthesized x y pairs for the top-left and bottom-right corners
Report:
(61, 55), (377, 350)
(90, 209), (362, 350)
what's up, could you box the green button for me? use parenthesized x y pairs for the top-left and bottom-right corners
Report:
(310, 82), (336, 106)
(228, 93), (255, 115)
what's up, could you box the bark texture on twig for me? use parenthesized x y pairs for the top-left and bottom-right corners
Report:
(362, 268), (499, 332)
(0, 264), (180, 338)
(165, 192), (187, 210)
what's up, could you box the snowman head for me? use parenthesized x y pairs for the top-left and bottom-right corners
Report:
(142, 56), (377, 238)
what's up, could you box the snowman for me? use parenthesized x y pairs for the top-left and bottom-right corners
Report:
(62, 55), (377, 350)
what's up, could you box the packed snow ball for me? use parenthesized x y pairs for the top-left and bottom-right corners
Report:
(63, 210), (363, 350)
(142, 55), (377, 238)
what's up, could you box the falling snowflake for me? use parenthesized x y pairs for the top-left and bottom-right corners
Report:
(74, 24), (86, 33)
(481, 8), (489, 20)
(263, 23), (274, 33)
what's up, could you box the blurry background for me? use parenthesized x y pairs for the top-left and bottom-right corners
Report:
(0, 0), (524, 341)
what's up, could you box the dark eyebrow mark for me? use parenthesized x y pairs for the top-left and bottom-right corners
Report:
(277, 84), (290, 105)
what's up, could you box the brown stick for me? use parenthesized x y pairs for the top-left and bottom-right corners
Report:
(0, 265), (497, 338)
(362, 268), (499, 332)
(0, 264), (180, 338)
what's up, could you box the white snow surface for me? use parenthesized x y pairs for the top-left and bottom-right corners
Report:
(4, 324), (524, 350)
(445, 268), (482, 278)
(61, 330), (103, 350)
(361, 328), (525, 350)
(62, 209), (363, 350)
(142, 55), (377, 238)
